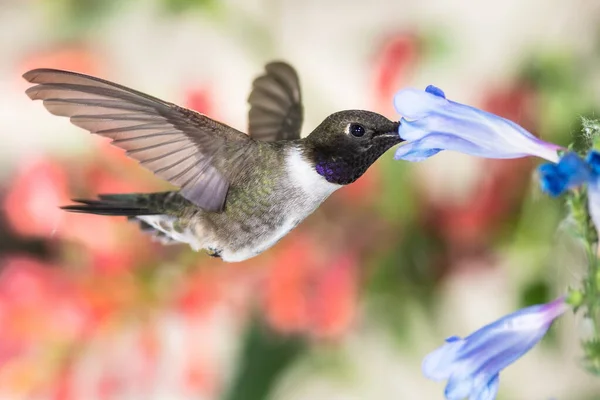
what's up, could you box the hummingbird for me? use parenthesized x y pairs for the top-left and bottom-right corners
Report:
(23, 62), (402, 262)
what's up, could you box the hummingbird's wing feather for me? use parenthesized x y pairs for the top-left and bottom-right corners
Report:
(248, 62), (303, 141)
(23, 68), (251, 212)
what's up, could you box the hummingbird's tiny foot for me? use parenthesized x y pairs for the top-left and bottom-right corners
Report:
(207, 248), (222, 258)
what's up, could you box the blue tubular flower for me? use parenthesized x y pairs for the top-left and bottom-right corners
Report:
(538, 150), (600, 230)
(393, 86), (562, 162)
(423, 297), (567, 400)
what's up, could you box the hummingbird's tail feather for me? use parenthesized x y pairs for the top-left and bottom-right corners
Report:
(61, 199), (159, 216)
(61, 193), (166, 216)
(61, 191), (203, 250)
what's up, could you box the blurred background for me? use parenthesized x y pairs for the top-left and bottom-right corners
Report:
(1, 0), (600, 399)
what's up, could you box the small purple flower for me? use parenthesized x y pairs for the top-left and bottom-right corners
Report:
(539, 150), (600, 230)
(393, 86), (562, 162)
(423, 297), (567, 400)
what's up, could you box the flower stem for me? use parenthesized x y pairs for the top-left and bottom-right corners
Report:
(568, 187), (600, 373)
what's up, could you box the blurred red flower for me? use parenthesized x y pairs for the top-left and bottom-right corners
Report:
(263, 236), (358, 339)
(263, 237), (315, 334)
(176, 267), (226, 318)
(308, 254), (357, 339)
(372, 33), (419, 114)
(185, 87), (215, 116)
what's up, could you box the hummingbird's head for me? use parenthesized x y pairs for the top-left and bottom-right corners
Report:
(304, 110), (402, 185)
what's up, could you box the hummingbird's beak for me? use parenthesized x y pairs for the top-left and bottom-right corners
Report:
(374, 121), (403, 141)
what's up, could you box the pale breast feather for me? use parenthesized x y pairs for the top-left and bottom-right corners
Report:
(285, 146), (341, 201)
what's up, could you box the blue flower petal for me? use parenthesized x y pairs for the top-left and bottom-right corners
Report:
(538, 163), (570, 196)
(426, 85), (446, 98)
(442, 347), (500, 400)
(394, 142), (443, 161)
(393, 88), (449, 120)
(469, 375), (500, 400)
(395, 125), (489, 162)
(445, 368), (475, 400)
(422, 338), (465, 381)
(586, 150), (600, 175)
(396, 117), (433, 141)
(444, 359), (476, 400)
(539, 153), (592, 196)
(557, 153), (593, 184)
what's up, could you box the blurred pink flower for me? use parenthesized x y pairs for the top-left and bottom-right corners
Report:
(0, 257), (94, 395)
(4, 158), (70, 238)
(0, 257), (92, 346)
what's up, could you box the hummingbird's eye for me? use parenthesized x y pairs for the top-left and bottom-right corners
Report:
(348, 123), (366, 137)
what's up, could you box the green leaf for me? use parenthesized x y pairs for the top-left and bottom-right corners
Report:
(223, 315), (307, 400)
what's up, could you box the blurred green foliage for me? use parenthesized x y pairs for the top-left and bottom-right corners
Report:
(40, 0), (117, 38)
(224, 316), (306, 400)
(523, 52), (597, 149)
(162, 0), (219, 13)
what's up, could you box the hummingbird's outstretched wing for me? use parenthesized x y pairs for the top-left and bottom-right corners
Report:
(247, 62), (303, 141)
(23, 69), (252, 213)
